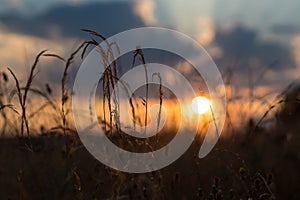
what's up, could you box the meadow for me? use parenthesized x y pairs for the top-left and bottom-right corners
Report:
(0, 30), (299, 199)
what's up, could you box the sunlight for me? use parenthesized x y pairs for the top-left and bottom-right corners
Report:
(191, 96), (210, 114)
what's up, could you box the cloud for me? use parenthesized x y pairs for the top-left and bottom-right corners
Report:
(174, 61), (193, 74)
(291, 35), (300, 69)
(271, 24), (300, 35)
(214, 25), (295, 72)
(206, 24), (300, 107)
(0, 1), (146, 39)
(7, 0), (21, 8)
(0, 29), (76, 91)
(0, 30), (66, 66)
(195, 17), (215, 46)
(133, 0), (156, 25)
(208, 46), (223, 59)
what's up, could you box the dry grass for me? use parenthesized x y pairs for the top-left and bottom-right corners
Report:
(1, 30), (300, 199)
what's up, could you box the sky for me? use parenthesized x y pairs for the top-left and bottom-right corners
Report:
(0, 0), (300, 125)
(1, 0), (299, 36)
(1, 0), (299, 76)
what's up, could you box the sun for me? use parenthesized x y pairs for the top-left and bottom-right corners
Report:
(191, 96), (211, 114)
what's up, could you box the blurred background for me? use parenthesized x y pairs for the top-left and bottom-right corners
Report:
(1, 0), (300, 199)
(1, 0), (300, 125)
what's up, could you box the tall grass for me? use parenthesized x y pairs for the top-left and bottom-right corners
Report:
(2, 29), (300, 199)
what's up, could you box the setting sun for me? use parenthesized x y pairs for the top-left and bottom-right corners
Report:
(191, 96), (211, 114)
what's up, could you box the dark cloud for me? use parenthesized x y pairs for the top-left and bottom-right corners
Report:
(0, 1), (145, 39)
(0, 1), (148, 87)
(271, 24), (300, 35)
(214, 25), (295, 71)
